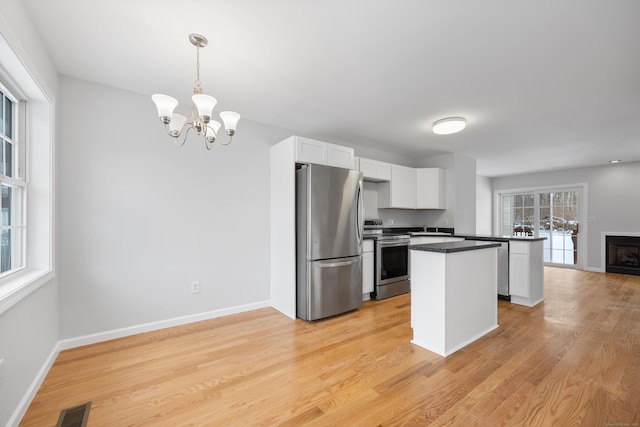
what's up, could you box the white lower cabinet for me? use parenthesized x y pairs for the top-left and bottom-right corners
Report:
(362, 252), (374, 294)
(362, 240), (374, 296)
(509, 240), (544, 306)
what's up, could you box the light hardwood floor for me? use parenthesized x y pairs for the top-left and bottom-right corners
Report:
(21, 267), (640, 426)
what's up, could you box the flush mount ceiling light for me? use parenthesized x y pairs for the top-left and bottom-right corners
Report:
(151, 33), (240, 150)
(432, 117), (466, 135)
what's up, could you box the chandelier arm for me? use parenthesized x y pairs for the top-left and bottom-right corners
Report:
(176, 124), (196, 147)
(219, 135), (233, 146)
(204, 135), (213, 151)
(163, 123), (183, 139)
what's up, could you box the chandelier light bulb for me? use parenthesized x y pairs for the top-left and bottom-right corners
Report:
(433, 117), (466, 135)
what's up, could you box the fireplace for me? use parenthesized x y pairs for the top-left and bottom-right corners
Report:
(606, 235), (640, 276)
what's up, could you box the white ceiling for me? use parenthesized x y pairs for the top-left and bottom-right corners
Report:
(22, 0), (640, 177)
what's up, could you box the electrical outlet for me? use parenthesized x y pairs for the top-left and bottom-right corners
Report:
(191, 281), (201, 294)
(0, 358), (5, 389)
(444, 219), (449, 225)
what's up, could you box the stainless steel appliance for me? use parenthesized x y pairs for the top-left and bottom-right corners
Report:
(296, 164), (364, 321)
(372, 235), (411, 300)
(496, 242), (509, 298)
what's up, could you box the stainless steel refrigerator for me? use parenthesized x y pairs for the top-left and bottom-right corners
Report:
(296, 163), (364, 321)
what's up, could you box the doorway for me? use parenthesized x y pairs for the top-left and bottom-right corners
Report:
(499, 187), (583, 269)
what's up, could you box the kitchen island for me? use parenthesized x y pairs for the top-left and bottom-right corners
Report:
(410, 241), (501, 357)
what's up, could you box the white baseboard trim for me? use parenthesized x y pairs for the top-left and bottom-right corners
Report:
(7, 345), (60, 427)
(57, 300), (271, 351)
(585, 266), (605, 273)
(10, 300), (272, 426)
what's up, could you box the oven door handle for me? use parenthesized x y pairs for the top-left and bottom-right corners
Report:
(378, 240), (410, 248)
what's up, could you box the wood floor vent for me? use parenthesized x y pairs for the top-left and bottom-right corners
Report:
(56, 401), (91, 427)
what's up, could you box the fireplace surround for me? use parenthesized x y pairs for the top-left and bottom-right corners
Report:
(606, 235), (640, 276)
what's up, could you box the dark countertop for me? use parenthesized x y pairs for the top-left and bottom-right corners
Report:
(455, 234), (547, 242)
(410, 241), (502, 253)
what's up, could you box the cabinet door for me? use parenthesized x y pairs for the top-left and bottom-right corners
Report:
(376, 162), (391, 181)
(390, 164), (416, 209)
(416, 168), (446, 209)
(294, 137), (327, 165)
(358, 158), (378, 179)
(509, 253), (530, 298)
(359, 158), (392, 182)
(362, 251), (374, 293)
(327, 143), (355, 169)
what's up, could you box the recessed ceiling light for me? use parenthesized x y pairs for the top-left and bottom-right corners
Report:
(609, 160), (622, 164)
(433, 117), (466, 135)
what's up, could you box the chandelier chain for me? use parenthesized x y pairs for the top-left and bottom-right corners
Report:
(194, 45), (203, 94)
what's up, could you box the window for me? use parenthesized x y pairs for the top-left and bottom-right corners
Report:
(0, 28), (53, 316)
(500, 187), (582, 268)
(0, 86), (25, 276)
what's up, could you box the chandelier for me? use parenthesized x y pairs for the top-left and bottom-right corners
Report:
(151, 33), (240, 150)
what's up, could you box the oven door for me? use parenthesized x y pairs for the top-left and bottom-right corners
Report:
(376, 240), (410, 285)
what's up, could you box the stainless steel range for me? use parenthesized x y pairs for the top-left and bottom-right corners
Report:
(364, 220), (411, 300)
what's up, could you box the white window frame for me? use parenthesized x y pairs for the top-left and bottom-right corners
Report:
(0, 31), (54, 315)
(0, 83), (27, 278)
(494, 183), (588, 270)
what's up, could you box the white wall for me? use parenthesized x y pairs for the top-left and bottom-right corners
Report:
(492, 161), (640, 270)
(417, 153), (477, 233)
(0, 1), (59, 425)
(57, 76), (290, 340)
(476, 176), (493, 234)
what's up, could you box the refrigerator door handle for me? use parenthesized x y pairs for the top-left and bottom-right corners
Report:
(356, 178), (363, 245)
(318, 259), (359, 268)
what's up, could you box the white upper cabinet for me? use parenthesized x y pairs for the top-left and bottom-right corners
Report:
(327, 143), (355, 169)
(378, 164), (416, 209)
(416, 168), (446, 209)
(358, 157), (391, 182)
(293, 136), (354, 169)
(294, 136), (327, 165)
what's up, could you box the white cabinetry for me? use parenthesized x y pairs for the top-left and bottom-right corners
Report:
(509, 240), (544, 307)
(358, 158), (391, 182)
(416, 168), (446, 209)
(293, 136), (354, 169)
(362, 239), (374, 297)
(327, 143), (355, 169)
(378, 164), (416, 209)
(378, 165), (446, 210)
